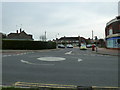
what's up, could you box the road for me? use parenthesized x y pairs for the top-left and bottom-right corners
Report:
(2, 47), (118, 87)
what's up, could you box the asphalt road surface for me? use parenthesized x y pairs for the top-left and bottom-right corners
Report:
(2, 48), (118, 87)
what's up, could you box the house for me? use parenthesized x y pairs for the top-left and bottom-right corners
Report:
(6, 28), (33, 40)
(105, 15), (120, 49)
(56, 36), (86, 47)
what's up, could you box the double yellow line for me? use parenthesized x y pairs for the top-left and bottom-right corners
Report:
(14, 82), (77, 89)
(14, 82), (120, 89)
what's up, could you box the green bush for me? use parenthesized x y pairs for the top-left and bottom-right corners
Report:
(2, 40), (56, 50)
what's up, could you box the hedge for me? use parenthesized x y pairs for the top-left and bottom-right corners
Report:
(2, 40), (56, 50)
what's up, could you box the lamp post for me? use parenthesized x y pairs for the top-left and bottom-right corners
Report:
(92, 30), (93, 40)
(95, 36), (98, 52)
(78, 36), (81, 48)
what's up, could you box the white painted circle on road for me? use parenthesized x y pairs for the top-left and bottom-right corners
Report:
(37, 57), (66, 61)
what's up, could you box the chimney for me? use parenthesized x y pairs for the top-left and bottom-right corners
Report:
(16, 30), (18, 33)
(20, 28), (22, 33)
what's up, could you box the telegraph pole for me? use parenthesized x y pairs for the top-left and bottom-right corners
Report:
(21, 24), (22, 29)
(45, 31), (46, 41)
(92, 30), (93, 40)
(16, 25), (18, 30)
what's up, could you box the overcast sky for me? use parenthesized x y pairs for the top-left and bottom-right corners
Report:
(1, 0), (120, 40)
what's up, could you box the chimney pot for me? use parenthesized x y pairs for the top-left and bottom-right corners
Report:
(17, 30), (18, 33)
(20, 28), (22, 33)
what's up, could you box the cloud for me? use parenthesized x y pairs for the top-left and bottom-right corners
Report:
(0, 3), (2, 32)
(1, 0), (120, 2)
(2, 2), (118, 40)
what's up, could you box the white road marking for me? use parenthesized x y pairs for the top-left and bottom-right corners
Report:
(65, 51), (72, 55)
(2, 52), (32, 57)
(3, 55), (8, 57)
(7, 55), (12, 56)
(37, 57), (66, 61)
(17, 54), (20, 55)
(21, 60), (29, 64)
(78, 59), (83, 62)
(20, 60), (54, 66)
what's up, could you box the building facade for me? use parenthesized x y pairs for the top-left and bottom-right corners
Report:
(105, 16), (120, 49)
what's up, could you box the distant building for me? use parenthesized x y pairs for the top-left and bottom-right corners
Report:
(105, 16), (120, 49)
(6, 28), (33, 40)
(56, 36), (86, 47)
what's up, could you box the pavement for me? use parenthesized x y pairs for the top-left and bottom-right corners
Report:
(2, 49), (58, 54)
(91, 47), (119, 56)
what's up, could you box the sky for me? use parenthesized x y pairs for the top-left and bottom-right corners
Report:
(1, 0), (120, 40)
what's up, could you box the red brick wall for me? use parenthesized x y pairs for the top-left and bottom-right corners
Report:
(105, 21), (120, 37)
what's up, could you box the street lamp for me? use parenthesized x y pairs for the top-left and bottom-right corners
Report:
(95, 36), (98, 52)
(78, 36), (81, 48)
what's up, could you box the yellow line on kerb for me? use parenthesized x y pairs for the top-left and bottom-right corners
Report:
(15, 82), (120, 89)
(14, 82), (77, 88)
(15, 82), (76, 86)
(92, 86), (120, 89)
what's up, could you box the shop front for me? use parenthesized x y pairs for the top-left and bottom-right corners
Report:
(106, 36), (120, 49)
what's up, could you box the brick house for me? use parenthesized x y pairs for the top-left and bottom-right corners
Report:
(56, 36), (86, 47)
(105, 16), (120, 49)
(6, 28), (33, 40)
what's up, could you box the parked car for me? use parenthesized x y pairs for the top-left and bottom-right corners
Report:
(80, 44), (87, 50)
(66, 44), (73, 48)
(86, 44), (92, 48)
(86, 44), (96, 48)
(57, 44), (65, 48)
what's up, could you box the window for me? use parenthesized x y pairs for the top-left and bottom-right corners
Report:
(109, 29), (113, 35)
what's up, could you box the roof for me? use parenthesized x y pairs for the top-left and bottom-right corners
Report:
(7, 30), (33, 40)
(58, 37), (86, 41)
(8, 31), (28, 36)
(106, 15), (120, 26)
